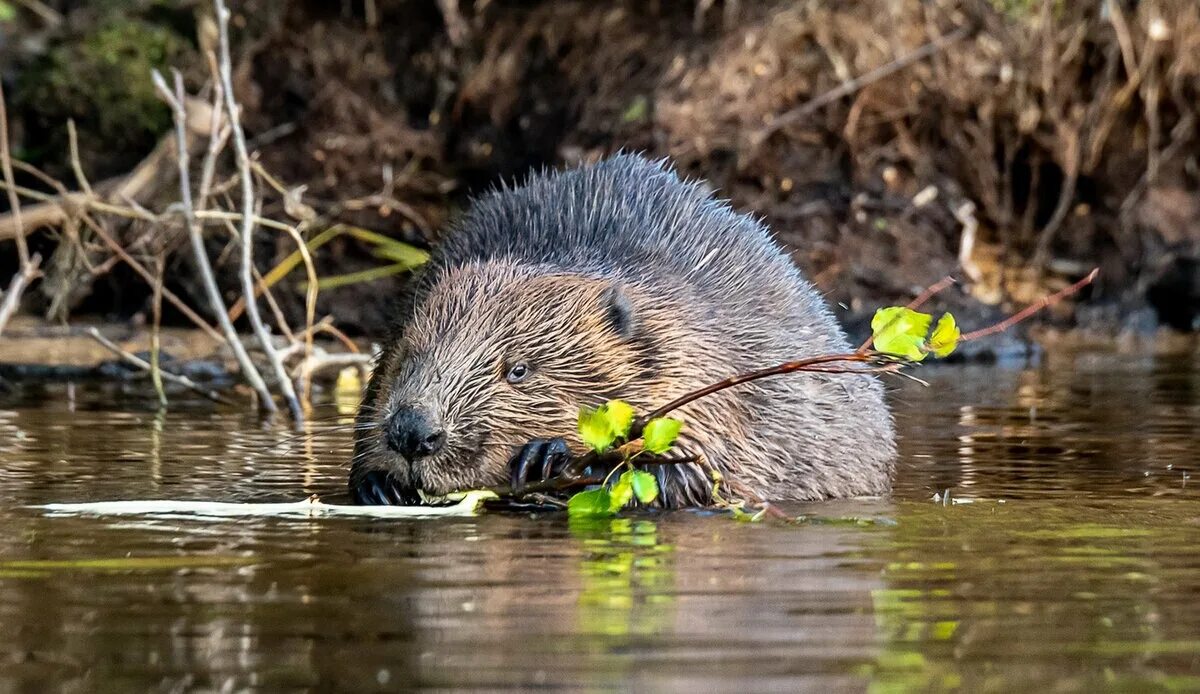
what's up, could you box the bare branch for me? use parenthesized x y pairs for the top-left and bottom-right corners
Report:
(0, 79), (41, 337)
(152, 68), (277, 413)
(0, 79), (30, 268)
(0, 254), (41, 337)
(960, 268), (1099, 343)
(212, 0), (304, 424)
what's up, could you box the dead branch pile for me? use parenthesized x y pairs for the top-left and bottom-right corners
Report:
(0, 0), (374, 422)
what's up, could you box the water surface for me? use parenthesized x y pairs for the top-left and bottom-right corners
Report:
(1, 349), (1198, 691)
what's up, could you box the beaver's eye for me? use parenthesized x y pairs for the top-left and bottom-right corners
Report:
(505, 361), (531, 384)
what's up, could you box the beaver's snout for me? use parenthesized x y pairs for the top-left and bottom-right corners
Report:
(385, 405), (446, 460)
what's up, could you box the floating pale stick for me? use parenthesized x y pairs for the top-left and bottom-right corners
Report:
(32, 491), (496, 519)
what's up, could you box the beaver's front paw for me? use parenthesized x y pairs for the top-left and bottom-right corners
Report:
(509, 438), (573, 492)
(352, 470), (420, 506)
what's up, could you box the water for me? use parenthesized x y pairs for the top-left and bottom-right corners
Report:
(1, 348), (1198, 692)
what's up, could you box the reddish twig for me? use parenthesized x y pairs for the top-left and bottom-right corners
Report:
(643, 352), (886, 422)
(555, 351), (892, 484)
(960, 268), (1098, 342)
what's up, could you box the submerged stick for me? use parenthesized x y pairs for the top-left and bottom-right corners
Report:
(213, 0), (304, 425)
(35, 490), (496, 518)
(149, 256), (168, 408)
(86, 328), (230, 404)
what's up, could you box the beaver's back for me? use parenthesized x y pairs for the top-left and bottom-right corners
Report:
(423, 155), (850, 357)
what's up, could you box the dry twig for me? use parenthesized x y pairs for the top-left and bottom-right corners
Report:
(152, 69), (277, 413)
(215, 0), (304, 424)
(0, 80), (41, 337)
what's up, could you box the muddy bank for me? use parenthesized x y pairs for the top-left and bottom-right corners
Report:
(1, 0), (1198, 340)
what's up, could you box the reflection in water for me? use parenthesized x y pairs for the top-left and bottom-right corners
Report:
(863, 500), (1200, 692)
(571, 518), (675, 639)
(0, 349), (1198, 689)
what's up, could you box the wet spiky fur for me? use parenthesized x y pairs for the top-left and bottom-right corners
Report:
(351, 154), (895, 506)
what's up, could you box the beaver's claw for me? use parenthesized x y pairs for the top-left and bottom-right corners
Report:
(509, 438), (573, 493)
(352, 469), (420, 505)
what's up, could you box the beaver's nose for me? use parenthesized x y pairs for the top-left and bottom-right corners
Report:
(385, 406), (446, 459)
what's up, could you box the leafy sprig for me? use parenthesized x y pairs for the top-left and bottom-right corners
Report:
(567, 399), (680, 517)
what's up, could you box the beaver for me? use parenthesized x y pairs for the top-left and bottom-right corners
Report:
(350, 154), (895, 507)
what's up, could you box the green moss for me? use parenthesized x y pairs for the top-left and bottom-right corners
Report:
(16, 18), (190, 172)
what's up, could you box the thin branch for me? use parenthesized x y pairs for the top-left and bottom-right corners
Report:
(153, 68), (277, 413)
(66, 120), (96, 198)
(85, 328), (230, 404)
(960, 268), (1098, 342)
(213, 0), (304, 424)
(197, 50), (228, 210)
(545, 270), (1096, 498)
(0, 79), (41, 337)
(0, 254), (41, 337)
(75, 210), (224, 342)
(266, 218), (319, 402)
(905, 275), (958, 313)
(553, 351), (893, 484)
(754, 25), (972, 145)
(644, 352), (884, 422)
(0, 80), (30, 268)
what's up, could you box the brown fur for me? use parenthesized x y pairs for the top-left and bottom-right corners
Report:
(351, 155), (895, 506)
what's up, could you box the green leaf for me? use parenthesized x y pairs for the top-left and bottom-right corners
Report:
(604, 400), (636, 439)
(578, 406), (618, 453)
(642, 417), (683, 454)
(928, 312), (960, 358)
(577, 400), (636, 452)
(568, 489), (615, 517)
(621, 94), (649, 123)
(610, 473), (635, 511)
(871, 306), (933, 361)
(0, 2), (15, 22)
(629, 470), (659, 505)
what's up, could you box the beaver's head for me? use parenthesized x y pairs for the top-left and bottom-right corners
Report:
(350, 260), (660, 503)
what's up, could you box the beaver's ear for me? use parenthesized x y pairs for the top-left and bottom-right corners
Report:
(600, 284), (637, 339)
